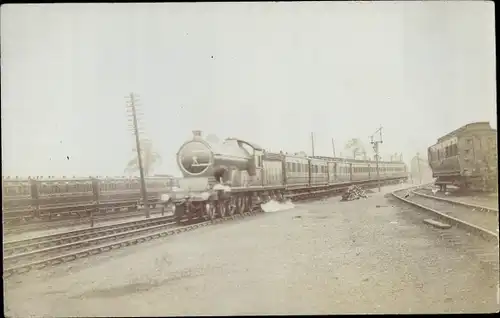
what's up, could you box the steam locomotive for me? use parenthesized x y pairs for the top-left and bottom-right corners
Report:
(163, 130), (408, 222)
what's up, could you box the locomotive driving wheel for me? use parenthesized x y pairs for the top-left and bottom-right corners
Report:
(218, 200), (227, 218)
(205, 202), (216, 220)
(227, 197), (236, 216)
(236, 196), (245, 214)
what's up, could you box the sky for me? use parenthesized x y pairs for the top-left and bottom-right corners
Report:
(1, 2), (496, 178)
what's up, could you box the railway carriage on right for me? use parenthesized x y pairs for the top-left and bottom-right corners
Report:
(427, 122), (497, 192)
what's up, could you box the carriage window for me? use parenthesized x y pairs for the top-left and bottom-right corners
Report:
(489, 137), (495, 148)
(5, 185), (16, 196)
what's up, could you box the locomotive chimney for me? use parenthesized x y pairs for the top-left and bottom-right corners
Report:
(192, 130), (202, 138)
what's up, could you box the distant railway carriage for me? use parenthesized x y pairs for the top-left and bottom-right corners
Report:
(169, 131), (408, 222)
(2, 175), (177, 224)
(427, 122), (497, 191)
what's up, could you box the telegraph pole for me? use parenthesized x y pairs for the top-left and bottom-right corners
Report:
(126, 93), (150, 218)
(331, 138), (336, 157)
(369, 126), (383, 192)
(311, 132), (315, 156)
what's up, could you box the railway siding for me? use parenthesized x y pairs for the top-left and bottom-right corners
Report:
(416, 188), (498, 212)
(408, 190), (499, 235)
(3, 215), (175, 253)
(4, 208), (171, 239)
(391, 187), (499, 274)
(3, 211), (260, 279)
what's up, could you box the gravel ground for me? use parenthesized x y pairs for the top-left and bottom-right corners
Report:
(4, 183), (499, 316)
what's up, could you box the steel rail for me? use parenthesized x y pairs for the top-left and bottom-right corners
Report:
(412, 189), (498, 213)
(3, 212), (256, 278)
(392, 187), (498, 242)
(3, 215), (176, 255)
(3, 209), (168, 236)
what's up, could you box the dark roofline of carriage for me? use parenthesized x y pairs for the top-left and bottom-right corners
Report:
(436, 121), (494, 143)
(309, 155), (404, 165)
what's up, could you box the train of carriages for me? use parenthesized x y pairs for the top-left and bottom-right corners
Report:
(427, 122), (497, 192)
(2, 175), (178, 224)
(162, 130), (409, 222)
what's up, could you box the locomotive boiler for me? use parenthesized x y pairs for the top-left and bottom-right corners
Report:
(176, 130), (264, 188)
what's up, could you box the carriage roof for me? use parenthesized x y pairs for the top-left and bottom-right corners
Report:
(436, 121), (494, 143)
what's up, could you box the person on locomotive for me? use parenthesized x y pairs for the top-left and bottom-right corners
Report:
(213, 166), (227, 184)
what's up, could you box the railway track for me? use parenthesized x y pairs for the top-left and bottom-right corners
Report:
(3, 179), (404, 279)
(2, 211), (259, 279)
(392, 185), (499, 272)
(3, 209), (169, 236)
(3, 215), (176, 255)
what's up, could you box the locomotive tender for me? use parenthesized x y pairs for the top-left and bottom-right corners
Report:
(427, 122), (497, 192)
(165, 130), (408, 222)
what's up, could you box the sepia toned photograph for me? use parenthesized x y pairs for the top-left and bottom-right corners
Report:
(1, 2), (498, 316)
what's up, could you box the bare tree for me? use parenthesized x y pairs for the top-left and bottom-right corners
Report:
(125, 139), (162, 177)
(344, 138), (366, 159)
